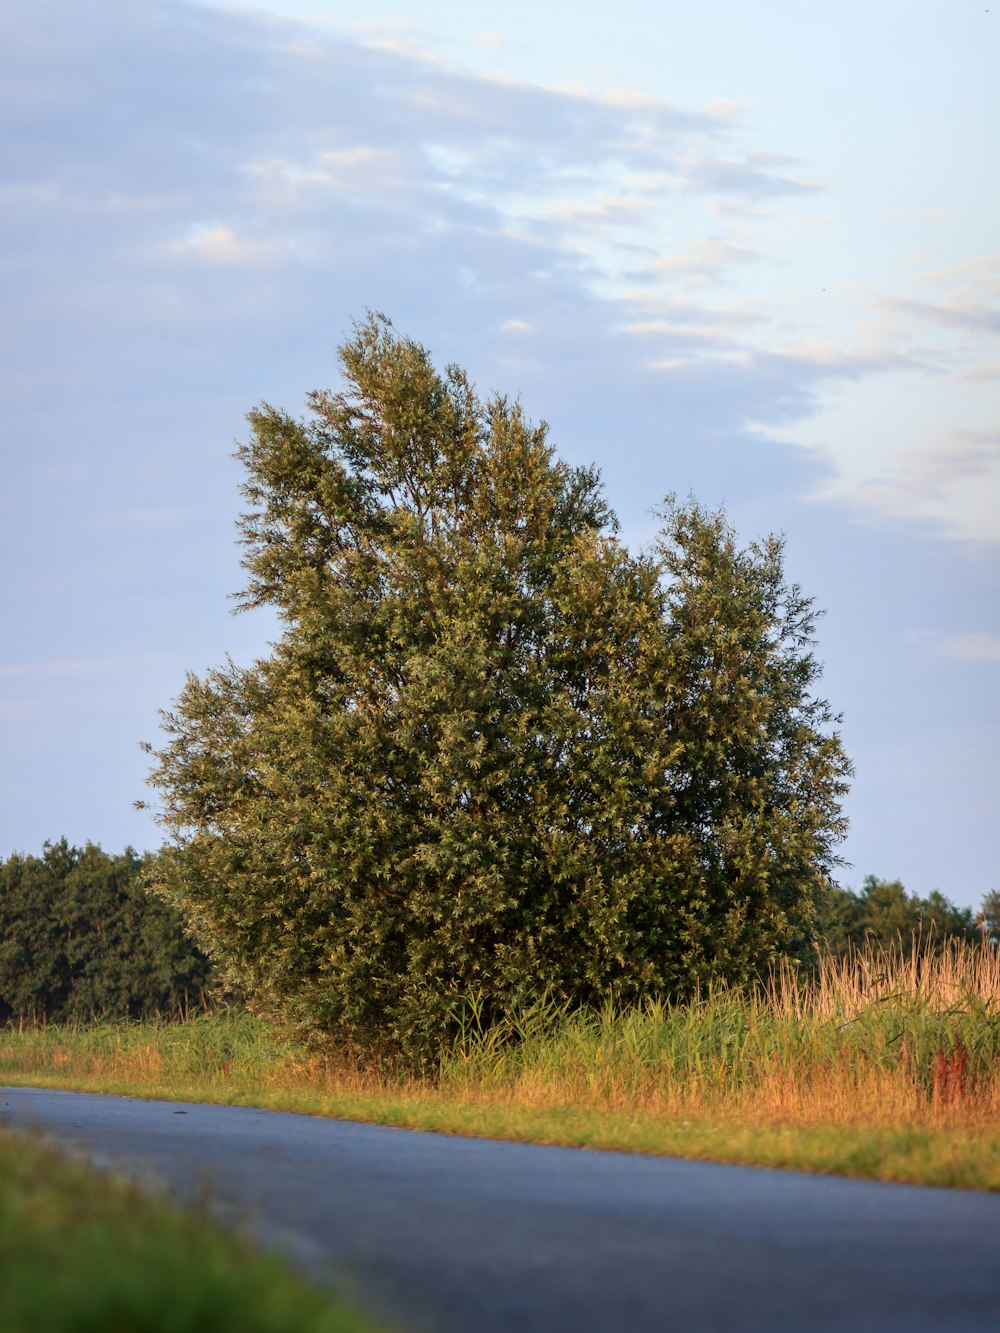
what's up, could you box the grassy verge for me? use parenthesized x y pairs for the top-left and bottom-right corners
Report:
(0, 1129), (385, 1333)
(3, 941), (998, 1192)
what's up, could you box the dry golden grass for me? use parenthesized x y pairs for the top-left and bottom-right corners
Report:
(770, 936), (1000, 1019)
(437, 938), (1000, 1133)
(3, 940), (998, 1188)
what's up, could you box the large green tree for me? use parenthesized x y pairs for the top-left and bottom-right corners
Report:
(147, 315), (852, 1059)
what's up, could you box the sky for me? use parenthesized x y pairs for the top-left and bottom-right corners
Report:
(1, 0), (997, 908)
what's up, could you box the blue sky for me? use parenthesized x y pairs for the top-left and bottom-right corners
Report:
(1, 0), (997, 907)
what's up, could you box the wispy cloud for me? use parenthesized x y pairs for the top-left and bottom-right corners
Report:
(679, 149), (821, 199)
(352, 17), (441, 63)
(907, 631), (1000, 663)
(164, 224), (282, 265)
(0, 655), (168, 682)
(822, 428), (1000, 543)
(874, 254), (1000, 345)
(958, 361), (1000, 384)
(0, 654), (187, 726)
(647, 239), (759, 289)
(759, 247), (1000, 541)
(880, 294), (1000, 337)
(472, 30), (510, 53)
(1, 0), (994, 549)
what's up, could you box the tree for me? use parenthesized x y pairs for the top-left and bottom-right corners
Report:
(0, 840), (212, 1023)
(147, 314), (852, 1060)
(817, 875), (978, 954)
(978, 890), (1000, 946)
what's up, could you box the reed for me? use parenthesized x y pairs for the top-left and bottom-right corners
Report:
(442, 939), (1000, 1131)
(3, 940), (997, 1187)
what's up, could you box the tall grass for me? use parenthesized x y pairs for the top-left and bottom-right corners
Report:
(2, 1008), (293, 1085)
(443, 939), (1000, 1130)
(3, 941), (998, 1186)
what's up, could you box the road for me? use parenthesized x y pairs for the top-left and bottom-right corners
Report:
(3, 1087), (998, 1332)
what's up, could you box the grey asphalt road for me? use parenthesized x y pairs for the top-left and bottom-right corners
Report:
(2, 1088), (998, 1333)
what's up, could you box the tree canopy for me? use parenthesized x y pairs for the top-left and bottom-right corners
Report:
(147, 314), (853, 1060)
(0, 840), (212, 1023)
(818, 875), (981, 954)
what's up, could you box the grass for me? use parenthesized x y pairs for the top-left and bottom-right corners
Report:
(2, 940), (999, 1191)
(0, 1129), (385, 1333)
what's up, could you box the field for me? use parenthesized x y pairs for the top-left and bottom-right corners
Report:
(3, 940), (998, 1191)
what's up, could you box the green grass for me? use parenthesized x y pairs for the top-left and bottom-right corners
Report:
(3, 942), (998, 1191)
(8, 948), (993, 1333)
(0, 1127), (385, 1333)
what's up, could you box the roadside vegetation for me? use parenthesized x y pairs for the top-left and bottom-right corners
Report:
(0, 1129), (383, 1333)
(3, 319), (997, 1264)
(4, 938), (998, 1191)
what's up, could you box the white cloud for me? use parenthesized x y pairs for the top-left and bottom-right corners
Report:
(165, 224), (281, 265)
(913, 254), (1000, 295)
(781, 213), (834, 236)
(700, 97), (750, 121)
(876, 254), (1000, 339)
(880, 295), (1000, 337)
(958, 361), (1000, 384)
(619, 303), (759, 350)
(249, 146), (407, 201)
(472, 30), (510, 53)
(541, 193), (653, 229)
(819, 427), (1000, 543)
(908, 631), (1000, 663)
(647, 239), (759, 289)
(353, 18), (440, 63)
(936, 633), (1000, 663)
(679, 150), (821, 199)
(2, 0), (994, 551)
(0, 655), (167, 682)
(751, 248), (1000, 541)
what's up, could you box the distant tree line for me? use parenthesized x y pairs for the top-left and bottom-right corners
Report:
(818, 876), (997, 954)
(0, 840), (212, 1023)
(1, 837), (993, 1028)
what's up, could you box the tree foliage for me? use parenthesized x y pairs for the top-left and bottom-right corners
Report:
(0, 840), (212, 1023)
(147, 315), (852, 1060)
(818, 875), (981, 954)
(979, 889), (1000, 945)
